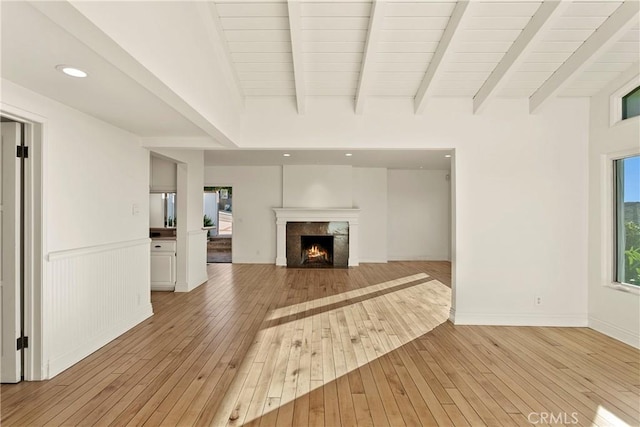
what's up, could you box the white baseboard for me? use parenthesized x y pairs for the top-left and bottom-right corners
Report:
(358, 258), (388, 263)
(453, 312), (588, 327)
(175, 281), (189, 292)
(232, 257), (275, 264)
(387, 254), (450, 261)
(589, 316), (640, 349)
(47, 304), (153, 378)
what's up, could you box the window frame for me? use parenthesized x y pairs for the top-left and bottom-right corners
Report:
(610, 75), (640, 127)
(605, 150), (640, 295)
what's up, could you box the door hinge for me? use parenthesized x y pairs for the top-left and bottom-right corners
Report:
(17, 336), (28, 351)
(16, 146), (28, 158)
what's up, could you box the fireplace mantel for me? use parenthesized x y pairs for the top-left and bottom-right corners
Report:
(274, 208), (360, 267)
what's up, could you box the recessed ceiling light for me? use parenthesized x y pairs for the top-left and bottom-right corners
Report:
(283, 153), (291, 157)
(55, 65), (88, 78)
(345, 153), (353, 157)
(445, 154), (452, 158)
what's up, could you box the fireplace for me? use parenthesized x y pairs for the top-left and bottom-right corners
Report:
(301, 235), (334, 266)
(285, 221), (348, 268)
(274, 208), (360, 267)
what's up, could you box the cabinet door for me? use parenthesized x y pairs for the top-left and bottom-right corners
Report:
(150, 253), (175, 291)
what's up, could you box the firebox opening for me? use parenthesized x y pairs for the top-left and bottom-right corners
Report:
(301, 235), (334, 266)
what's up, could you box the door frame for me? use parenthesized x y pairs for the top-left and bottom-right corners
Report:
(1, 104), (45, 381)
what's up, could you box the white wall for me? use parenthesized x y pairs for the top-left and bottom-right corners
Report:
(204, 166), (282, 263)
(588, 67), (640, 348)
(151, 149), (207, 292)
(387, 170), (450, 261)
(150, 155), (176, 192)
(353, 168), (388, 262)
(239, 97), (589, 326)
(283, 165), (353, 208)
(1, 79), (152, 379)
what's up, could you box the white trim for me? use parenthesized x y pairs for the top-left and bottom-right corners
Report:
(47, 238), (151, 261)
(388, 254), (450, 262)
(604, 282), (640, 295)
(188, 229), (209, 236)
(449, 307), (456, 323)
(589, 316), (640, 349)
(609, 70), (640, 127)
(453, 312), (588, 327)
(1, 103), (46, 380)
(358, 258), (388, 264)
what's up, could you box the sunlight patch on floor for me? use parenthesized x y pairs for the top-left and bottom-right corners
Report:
(265, 273), (429, 321)
(211, 276), (451, 426)
(594, 405), (632, 427)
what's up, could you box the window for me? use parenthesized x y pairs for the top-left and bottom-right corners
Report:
(622, 85), (640, 120)
(615, 155), (640, 286)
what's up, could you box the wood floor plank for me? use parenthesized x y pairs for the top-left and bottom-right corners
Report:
(1, 262), (638, 427)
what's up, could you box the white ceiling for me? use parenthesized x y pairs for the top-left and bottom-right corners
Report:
(204, 149), (452, 169)
(0, 1), (207, 137)
(0, 0), (638, 152)
(214, 0), (639, 109)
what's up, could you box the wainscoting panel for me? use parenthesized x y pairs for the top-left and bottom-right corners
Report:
(45, 238), (153, 378)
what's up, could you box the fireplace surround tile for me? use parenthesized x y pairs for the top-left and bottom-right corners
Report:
(274, 208), (360, 267)
(286, 222), (349, 268)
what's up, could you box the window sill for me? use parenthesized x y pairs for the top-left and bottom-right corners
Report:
(605, 282), (640, 295)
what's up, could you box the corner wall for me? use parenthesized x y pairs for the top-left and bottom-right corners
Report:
(588, 67), (640, 348)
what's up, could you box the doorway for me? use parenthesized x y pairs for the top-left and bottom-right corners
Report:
(204, 186), (232, 263)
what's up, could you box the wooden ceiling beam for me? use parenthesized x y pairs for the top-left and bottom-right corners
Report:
(287, 0), (306, 114)
(530, 1), (639, 114)
(473, 0), (569, 114)
(414, 0), (471, 114)
(355, 0), (386, 114)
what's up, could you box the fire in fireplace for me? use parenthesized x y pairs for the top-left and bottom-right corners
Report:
(301, 235), (333, 266)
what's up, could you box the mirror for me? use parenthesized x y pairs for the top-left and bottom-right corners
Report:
(150, 192), (176, 228)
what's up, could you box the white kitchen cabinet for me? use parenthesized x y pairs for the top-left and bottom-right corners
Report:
(150, 240), (176, 291)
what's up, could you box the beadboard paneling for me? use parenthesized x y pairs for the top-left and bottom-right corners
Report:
(45, 239), (152, 378)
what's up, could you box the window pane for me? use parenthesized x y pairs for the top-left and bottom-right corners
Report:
(616, 155), (640, 286)
(622, 86), (640, 120)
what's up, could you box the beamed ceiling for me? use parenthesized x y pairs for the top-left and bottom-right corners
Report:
(212, 0), (639, 113)
(1, 0), (639, 151)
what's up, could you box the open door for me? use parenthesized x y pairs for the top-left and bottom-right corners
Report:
(1, 122), (22, 383)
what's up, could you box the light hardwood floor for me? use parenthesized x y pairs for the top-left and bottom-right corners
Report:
(1, 262), (639, 426)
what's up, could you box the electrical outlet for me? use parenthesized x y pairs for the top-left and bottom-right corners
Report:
(535, 296), (542, 306)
